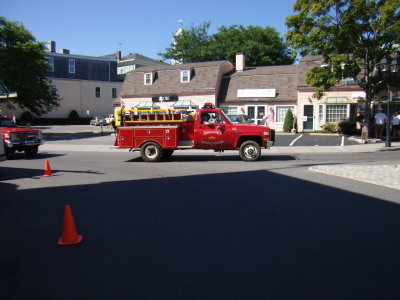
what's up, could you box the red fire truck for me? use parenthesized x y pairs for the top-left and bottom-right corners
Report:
(114, 103), (275, 162)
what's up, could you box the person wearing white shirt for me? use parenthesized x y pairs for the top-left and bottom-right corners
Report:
(391, 111), (400, 138)
(374, 108), (387, 139)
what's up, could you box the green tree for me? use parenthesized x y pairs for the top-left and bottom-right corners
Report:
(0, 16), (60, 115)
(285, 0), (400, 137)
(160, 22), (212, 64)
(160, 22), (294, 66)
(283, 108), (294, 132)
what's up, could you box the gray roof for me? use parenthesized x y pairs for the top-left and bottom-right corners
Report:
(297, 55), (324, 88)
(120, 61), (233, 97)
(121, 53), (167, 65)
(46, 52), (114, 62)
(219, 65), (301, 102)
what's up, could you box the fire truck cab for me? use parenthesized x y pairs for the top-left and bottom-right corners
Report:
(114, 103), (275, 162)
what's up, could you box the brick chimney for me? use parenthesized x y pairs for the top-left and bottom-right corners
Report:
(116, 51), (122, 61)
(47, 40), (56, 52)
(59, 49), (70, 54)
(236, 52), (245, 72)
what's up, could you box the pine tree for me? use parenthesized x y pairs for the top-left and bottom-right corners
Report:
(283, 109), (294, 133)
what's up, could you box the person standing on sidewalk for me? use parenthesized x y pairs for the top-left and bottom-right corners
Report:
(391, 111), (400, 138)
(374, 108), (387, 139)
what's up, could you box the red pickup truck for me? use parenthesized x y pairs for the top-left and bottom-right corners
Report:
(114, 103), (275, 162)
(0, 116), (43, 158)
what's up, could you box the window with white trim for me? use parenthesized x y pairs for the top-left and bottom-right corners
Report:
(46, 57), (54, 72)
(181, 70), (190, 83)
(326, 104), (347, 122)
(275, 106), (294, 123)
(68, 59), (75, 74)
(144, 73), (152, 85)
(221, 106), (238, 115)
(318, 104), (324, 124)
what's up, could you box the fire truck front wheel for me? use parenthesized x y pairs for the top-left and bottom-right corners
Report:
(239, 141), (261, 161)
(141, 142), (163, 162)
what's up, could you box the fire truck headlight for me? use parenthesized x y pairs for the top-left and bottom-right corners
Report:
(263, 131), (270, 136)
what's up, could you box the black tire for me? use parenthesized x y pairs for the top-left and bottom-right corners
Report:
(239, 141), (261, 161)
(161, 149), (174, 160)
(5, 147), (14, 159)
(25, 146), (38, 158)
(141, 142), (163, 162)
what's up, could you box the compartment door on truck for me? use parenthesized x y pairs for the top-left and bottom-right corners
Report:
(194, 111), (231, 150)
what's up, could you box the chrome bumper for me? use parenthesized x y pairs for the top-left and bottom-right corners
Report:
(5, 140), (43, 148)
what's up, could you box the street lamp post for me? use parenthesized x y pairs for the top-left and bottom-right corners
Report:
(379, 57), (399, 147)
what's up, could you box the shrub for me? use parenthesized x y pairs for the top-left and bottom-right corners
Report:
(20, 111), (33, 125)
(283, 109), (294, 132)
(338, 120), (357, 135)
(321, 122), (338, 133)
(68, 110), (80, 124)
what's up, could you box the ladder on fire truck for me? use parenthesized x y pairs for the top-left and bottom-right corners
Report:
(116, 107), (192, 126)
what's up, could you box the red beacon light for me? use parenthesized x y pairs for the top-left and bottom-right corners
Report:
(202, 102), (215, 109)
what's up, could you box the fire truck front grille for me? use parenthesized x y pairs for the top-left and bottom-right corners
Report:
(15, 132), (39, 142)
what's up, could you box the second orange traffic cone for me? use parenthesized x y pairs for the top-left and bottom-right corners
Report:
(43, 160), (53, 177)
(58, 205), (83, 246)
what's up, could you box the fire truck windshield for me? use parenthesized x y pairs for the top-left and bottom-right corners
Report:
(0, 118), (17, 127)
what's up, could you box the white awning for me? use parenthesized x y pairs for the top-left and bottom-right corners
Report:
(322, 97), (352, 104)
(135, 101), (160, 109)
(171, 100), (198, 108)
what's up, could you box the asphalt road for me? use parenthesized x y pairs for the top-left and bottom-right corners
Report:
(1, 150), (400, 299)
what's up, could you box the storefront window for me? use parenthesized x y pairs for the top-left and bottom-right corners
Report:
(276, 106), (294, 123)
(318, 105), (324, 124)
(221, 106), (238, 115)
(326, 105), (347, 122)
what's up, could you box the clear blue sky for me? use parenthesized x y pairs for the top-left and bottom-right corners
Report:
(0, 0), (296, 60)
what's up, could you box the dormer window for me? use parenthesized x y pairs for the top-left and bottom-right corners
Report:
(144, 72), (153, 85)
(181, 69), (190, 83)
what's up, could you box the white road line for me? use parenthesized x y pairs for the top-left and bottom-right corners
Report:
(289, 135), (303, 146)
(341, 135), (345, 147)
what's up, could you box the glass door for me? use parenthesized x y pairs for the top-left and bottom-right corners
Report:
(303, 105), (314, 130)
(247, 105), (266, 125)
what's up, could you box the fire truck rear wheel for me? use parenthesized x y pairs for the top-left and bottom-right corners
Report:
(141, 142), (163, 162)
(239, 141), (261, 161)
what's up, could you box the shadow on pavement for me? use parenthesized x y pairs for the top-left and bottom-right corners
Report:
(127, 154), (299, 163)
(1, 170), (399, 299)
(5, 153), (65, 160)
(0, 166), (104, 182)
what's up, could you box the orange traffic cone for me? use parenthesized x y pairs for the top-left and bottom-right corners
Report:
(43, 160), (53, 177)
(58, 205), (83, 246)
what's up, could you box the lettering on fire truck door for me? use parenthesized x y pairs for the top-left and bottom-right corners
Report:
(195, 123), (228, 149)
